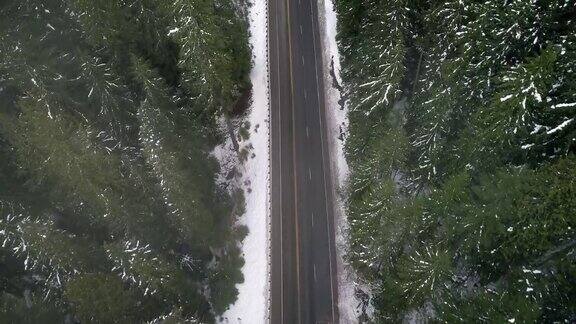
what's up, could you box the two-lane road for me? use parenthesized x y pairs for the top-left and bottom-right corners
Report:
(269, 0), (339, 321)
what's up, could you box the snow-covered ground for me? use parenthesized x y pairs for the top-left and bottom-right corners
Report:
(316, 0), (371, 322)
(216, 0), (271, 321)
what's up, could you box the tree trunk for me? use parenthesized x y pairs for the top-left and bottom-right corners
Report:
(534, 239), (576, 266)
(411, 51), (424, 94)
(225, 115), (240, 153)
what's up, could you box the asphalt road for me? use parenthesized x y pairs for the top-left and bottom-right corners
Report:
(269, 0), (339, 321)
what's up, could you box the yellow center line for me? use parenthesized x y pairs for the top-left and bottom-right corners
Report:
(285, 0), (302, 321)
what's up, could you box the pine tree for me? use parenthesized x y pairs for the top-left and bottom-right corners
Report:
(148, 308), (199, 324)
(134, 60), (218, 247)
(475, 43), (576, 169)
(437, 286), (542, 323)
(162, 0), (240, 118)
(1, 93), (166, 243)
(0, 202), (107, 289)
(341, 0), (408, 117)
(105, 240), (206, 318)
(64, 273), (139, 323)
(396, 243), (453, 308)
(65, 0), (127, 48)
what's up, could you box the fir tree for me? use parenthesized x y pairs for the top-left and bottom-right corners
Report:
(134, 60), (218, 247)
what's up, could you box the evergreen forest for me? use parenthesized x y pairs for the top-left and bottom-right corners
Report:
(335, 0), (576, 321)
(0, 0), (251, 322)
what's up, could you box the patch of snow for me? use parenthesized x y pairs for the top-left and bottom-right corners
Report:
(530, 124), (544, 135)
(523, 268), (542, 275)
(218, 0), (270, 321)
(167, 27), (180, 36)
(316, 0), (368, 322)
(521, 143), (534, 150)
(551, 102), (576, 109)
(520, 82), (542, 102)
(500, 94), (514, 102)
(211, 120), (237, 191)
(546, 118), (573, 135)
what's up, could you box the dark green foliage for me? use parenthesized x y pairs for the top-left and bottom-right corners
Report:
(337, 0), (576, 321)
(207, 245), (245, 315)
(437, 286), (542, 323)
(0, 0), (251, 321)
(0, 291), (67, 324)
(64, 274), (139, 323)
(135, 58), (223, 247)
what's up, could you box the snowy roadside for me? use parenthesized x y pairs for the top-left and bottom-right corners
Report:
(316, 0), (371, 322)
(215, 0), (271, 321)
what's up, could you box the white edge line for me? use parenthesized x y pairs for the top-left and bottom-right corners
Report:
(273, 1), (284, 321)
